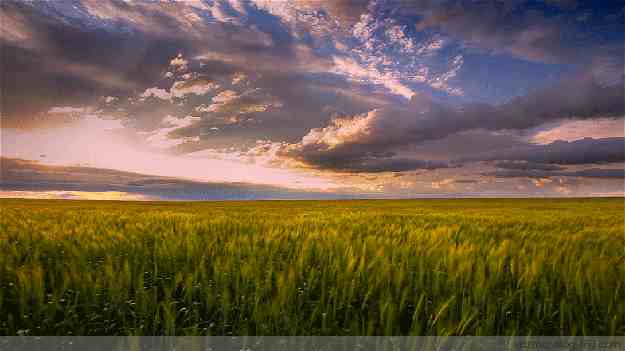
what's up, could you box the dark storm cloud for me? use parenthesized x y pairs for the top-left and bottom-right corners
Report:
(495, 161), (564, 171)
(489, 159), (625, 179)
(471, 137), (625, 164)
(282, 70), (623, 172)
(567, 169), (625, 178)
(393, 72), (620, 147)
(294, 149), (451, 173)
(487, 168), (625, 179)
(409, 130), (529, 161)
(0, 158), (351, 200)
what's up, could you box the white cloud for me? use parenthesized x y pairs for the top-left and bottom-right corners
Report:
(171, 80), (220, 98)
(140, 87), (172, 101)
(415, 37), (447, 55)
(346, 9), (464, 97)
(194, 89), (282, 115)
(104, 96), (118, 103)
(48, 106), (89, 114)
(212, 89), (239, 103)
(196, 90), (239, 113)
(301, 112), (375, 149)
(530, 118), (625, 144)
(386, 25), (415, 54)
(331, 56), (415, 99)
(429, 55), (464, 96)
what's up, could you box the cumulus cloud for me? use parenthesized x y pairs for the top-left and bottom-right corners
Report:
(139, 78), (220, 102)
(140, 87), (172, 102)
(195, 88), (282, 116)
(256, 66), (623, 173)
(104, 96), (118, 104)
(288, 67), (623, 170)
(171, 79), (220, 98)
(250, 111), (452, 173)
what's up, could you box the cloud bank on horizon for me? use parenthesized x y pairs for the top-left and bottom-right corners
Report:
(1, 0), (623, 199)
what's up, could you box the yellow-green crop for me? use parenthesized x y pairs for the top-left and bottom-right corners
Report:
(0, 198), (623, 335)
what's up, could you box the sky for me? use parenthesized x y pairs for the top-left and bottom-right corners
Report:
(1, 0), (624, 200)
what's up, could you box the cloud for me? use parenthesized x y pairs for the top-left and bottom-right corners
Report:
(345, 8), (466, 97)
(0, 157), (352, 200)
(487, 168), (625, 179)
(104, 96), (118, 103)
(195, 88), (282, 117)
(171, 79), (220, 97)
(471, 138), (625, 165)
(0, 190), (153, 201)
(411, 0), (621, 64)
(0, 0), (302, 128)
(269, 65), (623, 172)
(140, 87), (172, 101)
(530, 118), (625, 144)
(0, 7), (35, 44)
(3, 0), (623, 196)
(251, 0), (370, 30)
(488, 160), (625, 180)
(169, 54), (189, 72)
(299, 156), (450, 173)
(142, 115), (202, 150)
(0, 0), (186, 127)
(330, 56), (416, 99)
(566, 169), (625, 179)
(313, 0), (370, 25)
(495, 161), (564, 171)
(48, 106), (90, 115)
(261, 111), (452, 172)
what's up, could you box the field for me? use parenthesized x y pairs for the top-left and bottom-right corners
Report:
(0, 198), (623, 336)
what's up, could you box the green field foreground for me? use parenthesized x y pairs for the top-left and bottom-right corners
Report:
(0, 198), (623, 336)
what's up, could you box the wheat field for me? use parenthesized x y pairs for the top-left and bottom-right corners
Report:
(0, 198), (623, 336)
